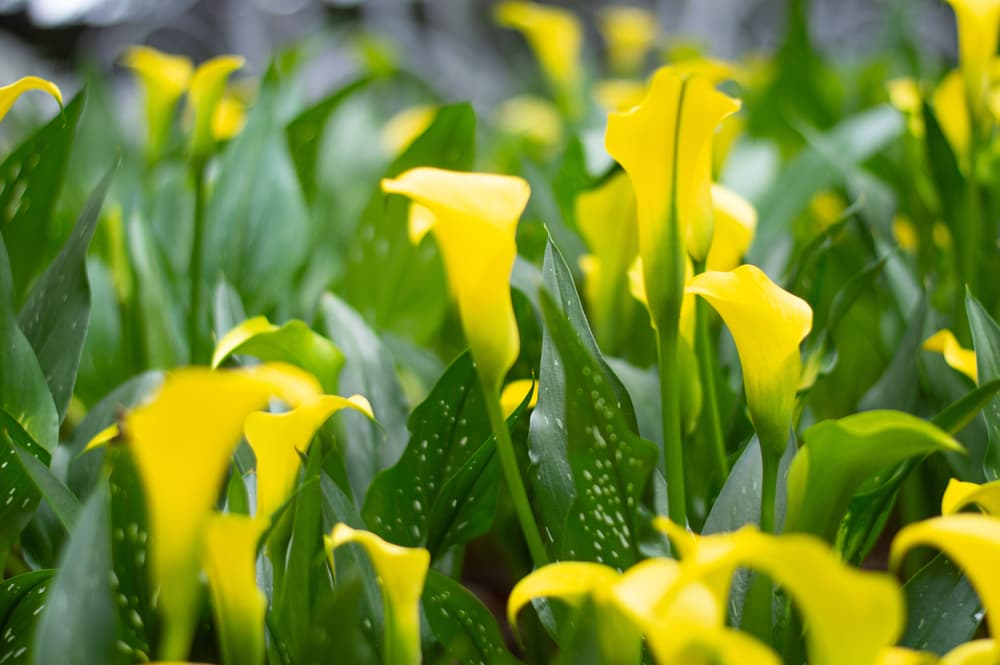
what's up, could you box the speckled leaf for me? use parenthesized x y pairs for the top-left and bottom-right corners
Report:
(899, 555), (981, 655)
(0, 412), (50, 555)
(17, 164), (116, 421)
(539, 288), (657, 569)
(1, 92), (84, 303)
(422, 570), (522, 665)
(362, 352), (491, 550)
(0, 570), (53, 665)
(967, 291), (1000, 480)
(32, 484), (119, 665)
(320, 293), (408, 504)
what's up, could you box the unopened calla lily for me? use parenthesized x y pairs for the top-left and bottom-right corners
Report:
(0, 76), (62, 123)
(325, 524), (430, 665)
(124, 364), (321, 660)
(686, 264), (812, 457)
(946, 0), (1000, 121)
(923, 329), (978, 382)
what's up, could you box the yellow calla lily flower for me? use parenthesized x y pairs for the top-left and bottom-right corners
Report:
(244, 394), (373, 521)
(941, 640), (1000, 665)
(84, 422), (120, 451)
(598, 6), (659, 76)
(942, 478), (1000, 516)
(0, 75), (62, 123)
(606, 66), (740, 331)
(576, 172), (638, 348)
(382, 167), (529, 392)
(891, 515), (1000, 640)
(211, 93), (247, 142)
(686, 265), (812, 456)
(122, 47), (193, 157)
(495, 95), (563, 148)
(705, 184), (757, 273)
(887, 77), (926, 137)
(124, 364), (321, 660)
(203, 513), (267, 665)
(946, 0), (1000, 119)
(923, 329), (978, 382)
(188, 55), (245, 160)
(876, 647), (938, 665)
(933, 70), (971, 167)
(500, 379), (537, 418)
(494, 1), (582, 112)
(380, 105), (438, 156)
(893, 215), (920, 253)
(325, 524), (430, 665)
(656, 519), (903, 665)
(594, 78), (647, 111)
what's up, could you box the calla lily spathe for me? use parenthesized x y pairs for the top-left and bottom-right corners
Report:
(326, 524), (430, 665)
(188, 55), (245, 160)
(122, 47), (193, 157)
(686, 265), (812, 456)
(123, 363), (321, 660)
(0, 76), (62, 123)
(597, 6), (659, 76)
(923, 329), (978, 382)
(942, 478), (1000, 515)
(606, 66), (740, 331)
(382, 167), (529, 392)
(705, 184), (757, 272)
(946, 0), (1000, 119)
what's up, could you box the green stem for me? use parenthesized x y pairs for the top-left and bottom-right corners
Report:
(480, 380), (548, 567)
(694, 295), (728, 485)
(657, 326), (687, 527)
(760, 449), (779, 534)
(188, 163), (207, 364)
(742, 448), (782, 644)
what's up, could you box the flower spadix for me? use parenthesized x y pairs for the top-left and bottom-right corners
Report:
(946, 0), (1000, 118)
(656, 519), (903, 665)
(382, 167), (529, 392)
(203, 513), (267, 665)
(123, 363), (320, 659)
(244, 394), (373, 521)
(891, 514), (1000, 640)
(606, 66), (740, 331)
(923, 329), (978, 382)
(942, 478), (1000, 516)
(0, 76), (62, 123)
(326, 524), (430, 665)
(686, 265), (812, 456)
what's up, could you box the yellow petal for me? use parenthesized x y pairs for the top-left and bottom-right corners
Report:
(380, 105), (438, 156)
(124, 363), (320, 660)
(686, 265), (812, 455)
(933, 70), (971, 168)
(946, 0), (1000, 117)
(941, 640), (1000, 665)
(594, 78), (648, 112)
(494, 1), (582, 100)
(326, 524), (430, 665)
(494, 94), (563, 148)
(606, 66), (740, 329)
(508, 560), (621, 629)
(887, 78), (922, 115)
(203, 514), (267, 665)
(893, 215), (920, 253)
(0, 76), (63, 123)
(382, 167), (529, 392)
(84, 423), (119, 451)
(244, 394), (372, 520)
(656, 520), (903, 665)
(121, 47), (193, 157)
(188, 55), (245, 159)
(923, 329), (978, 382)
(809, 191), (847, 232)
(891, 515), (1000, 640)
(705, 184), (757, 273)
(942, 478), (1000, 516)
(647, 623), (782, 665)
(211, 93), (246, 141)
(713, 113), (744, 174)
(876, 647), (938, 665)
(500, 379), (537, 418)
(211, 316), (278, 368)
(598, 6), (659, 76)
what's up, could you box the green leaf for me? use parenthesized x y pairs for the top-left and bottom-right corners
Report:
(749, 105), (904, 272)
(32, 484), (119, 665)
(422, 570), (522, 665)
(214, 318), (345, 394)
(0, 407), (51, 554)
(286, 76), (374, 203)
(17, 163), (117, 421)
(784, 411), (962, 541)
(127, 212), (186, 368)
(362, 352), (494, 553)
(539, 287), (657, 568)
(204, 78), (310, 313)
(293, 573), (378, 665)
(11, 444), (79, 533)
(858, 298), (926, 412)
(0, 92), (85, 303)
(967, 291), (1000, 479)
(319, 293), (408, 504)
(342, 103), (474, 344)
(529, 240), (640, 557)
(899, 555), (981, 656)
(0, 570), (53, 665)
